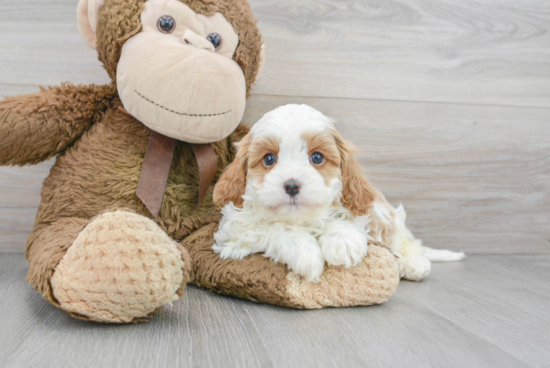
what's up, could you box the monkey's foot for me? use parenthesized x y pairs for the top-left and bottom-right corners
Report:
(51, 211), (191, 323)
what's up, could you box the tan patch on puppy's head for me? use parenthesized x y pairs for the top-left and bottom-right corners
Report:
(302, 130), (341, 186)
(247, 137), (280, 186)
(302, 127), (378, 215)
(214, 134), (281, 208)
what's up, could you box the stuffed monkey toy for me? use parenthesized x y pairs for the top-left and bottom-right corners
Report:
(0, 0), (399, 323)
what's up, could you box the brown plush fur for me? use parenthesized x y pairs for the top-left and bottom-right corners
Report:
(22, 100), (249, 320)
(0, 83), (116, 166)
(0, 0), (398, 322)
(0, 0), (260, 323)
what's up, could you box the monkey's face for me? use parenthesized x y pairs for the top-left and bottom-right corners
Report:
(77, 0), (264, 143)
(117, 0), (246, 143)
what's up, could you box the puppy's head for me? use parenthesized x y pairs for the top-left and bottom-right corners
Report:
(214, 104), (376, 218)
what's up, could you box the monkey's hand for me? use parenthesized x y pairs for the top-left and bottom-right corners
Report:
(0, 83), (116, 166)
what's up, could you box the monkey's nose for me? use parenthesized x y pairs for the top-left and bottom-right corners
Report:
(284, 179), (301, 197)
(182, 30), (215, 52)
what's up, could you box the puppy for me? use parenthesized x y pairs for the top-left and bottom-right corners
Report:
(213, 104), (464, 282)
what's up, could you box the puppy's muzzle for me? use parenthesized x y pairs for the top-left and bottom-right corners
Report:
(284, 179), (301, 197)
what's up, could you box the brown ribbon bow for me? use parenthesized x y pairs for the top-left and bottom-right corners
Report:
(120, 106), (218, 218)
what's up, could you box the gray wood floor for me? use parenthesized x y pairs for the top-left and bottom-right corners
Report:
(0, 254), (548, 368)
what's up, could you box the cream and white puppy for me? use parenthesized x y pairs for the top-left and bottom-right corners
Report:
(213, 104), (464, 282)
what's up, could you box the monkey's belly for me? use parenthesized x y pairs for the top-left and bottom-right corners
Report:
(34, 113), (222, 240)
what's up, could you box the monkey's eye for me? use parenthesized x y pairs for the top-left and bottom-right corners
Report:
(310, 152), (324, 165)
(158, 16), (176, 34)
(206, 33), (222, 50)
(263, 153), (277, 167)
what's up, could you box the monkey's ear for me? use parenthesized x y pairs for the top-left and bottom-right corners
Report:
(257, 44), (266, 79)
(77, 0), (103, 49)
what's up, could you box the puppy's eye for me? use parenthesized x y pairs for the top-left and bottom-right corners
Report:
(158, 16), (176, 34)
(311, 152), (324, 165)
(206, 33), (222, 50)
(263, 153), (277, 167)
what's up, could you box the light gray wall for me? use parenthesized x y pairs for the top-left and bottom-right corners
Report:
(1, 0), (549, 253)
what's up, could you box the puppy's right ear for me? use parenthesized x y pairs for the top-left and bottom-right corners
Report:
(214, 133), (252, 210)
(334, 130), (377, 216)
(77, 0), (103, 49)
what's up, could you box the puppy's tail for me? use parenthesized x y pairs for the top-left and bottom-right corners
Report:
(394, 205), (465, 262)
(421, 246), (465, 262)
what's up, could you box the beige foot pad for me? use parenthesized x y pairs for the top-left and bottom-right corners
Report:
(51, 211), (190, 323)
(184, 223), (400, 309)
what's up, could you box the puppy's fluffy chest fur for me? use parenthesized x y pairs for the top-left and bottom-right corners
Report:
(214, 200), (372, 282)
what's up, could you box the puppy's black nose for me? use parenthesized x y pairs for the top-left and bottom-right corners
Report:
(284, 179), (301, 197)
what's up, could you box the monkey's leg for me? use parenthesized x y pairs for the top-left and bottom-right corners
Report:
(26, 211), (191, 323)
(183, 223), (400, 309)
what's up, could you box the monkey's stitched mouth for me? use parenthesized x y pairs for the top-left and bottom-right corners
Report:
(135, 90), (231, 117)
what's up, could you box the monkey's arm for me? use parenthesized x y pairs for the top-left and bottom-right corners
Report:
(0, 83), (117, 166)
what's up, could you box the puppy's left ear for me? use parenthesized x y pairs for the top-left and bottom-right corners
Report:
(213, 133), (252, 210)
(334, 130), (377, 216)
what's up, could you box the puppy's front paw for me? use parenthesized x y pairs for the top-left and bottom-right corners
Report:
(319, 222), (368, 268)
(268, 233), (325, 283)
(291, 248), (325, 283)
(399, 254), (431, 281)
